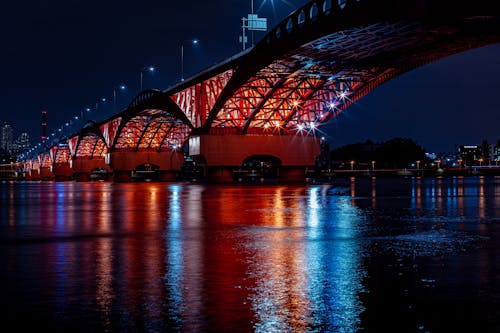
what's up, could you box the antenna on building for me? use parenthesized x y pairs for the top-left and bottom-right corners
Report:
(240, 0), (268, 50)
(41, 111), (47, 147)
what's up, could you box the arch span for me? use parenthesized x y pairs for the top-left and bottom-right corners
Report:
(200, 0), (500, 133)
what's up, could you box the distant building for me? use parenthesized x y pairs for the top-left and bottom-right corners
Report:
(1, 124), (13, 152)
(459, 145), (482, 166)
(11, 132), (31, 156)
(494, 142), (500, 162)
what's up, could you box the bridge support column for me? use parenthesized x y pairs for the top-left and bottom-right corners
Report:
(27, 169), (40, 181)
(52, 163), (73, 181)
(39, 167), (55, 181)
(71, 157), (112, 182)
(109, 150), (184, 182)
(190, 134), (320, 183)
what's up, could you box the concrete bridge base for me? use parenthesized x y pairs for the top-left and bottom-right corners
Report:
(109, 150), (184, 182)
(190, 134), (320, 183)
(39, 167), (55, 181)
(71, 157), (112, 182)
(52, 163), (73, 181)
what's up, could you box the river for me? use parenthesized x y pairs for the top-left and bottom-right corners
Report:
(0, 176), (499, 332)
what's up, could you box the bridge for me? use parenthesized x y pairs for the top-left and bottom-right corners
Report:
(21, 0), (500, 182)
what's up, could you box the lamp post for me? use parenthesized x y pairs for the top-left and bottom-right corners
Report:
(95, 97), (107, 113)
(350, 160), (355, 170)
(113, 85), (126, 112)
(80, 107), (91, 122)
(181, 39), (198, 81)
(140, 66), (155, 91)
(371, 160), (376, 171)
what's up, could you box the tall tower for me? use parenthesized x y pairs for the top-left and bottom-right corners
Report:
(1, 124), (13, 152)
(41, 111), (47, 147)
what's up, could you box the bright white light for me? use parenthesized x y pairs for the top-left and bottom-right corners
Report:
(297, 124), (304, 131)
(339, 91), (347, 99)
(309, 121), (316, 129)
(74, 116), (78, 120)
(86, 108), (91, 112)
(293, 100), (299, 107)
(148, 66), (155, 72)
(329, 102), (335, 109)
(264, 123), (270, 129)
(101, 97), (107, 102)
(192, 39), (199, 45)
(119, 85), (126, 90)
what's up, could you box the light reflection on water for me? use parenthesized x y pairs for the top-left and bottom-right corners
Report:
(1, 177), (500, 332)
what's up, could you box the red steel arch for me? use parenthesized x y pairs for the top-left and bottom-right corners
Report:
(200, 0), (500, 133)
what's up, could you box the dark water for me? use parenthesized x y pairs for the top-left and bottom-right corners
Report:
(1, 176), (499, 332)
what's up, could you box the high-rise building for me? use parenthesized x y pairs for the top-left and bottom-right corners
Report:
(1, 124), (13, 152)
(11, 132), (31, 156)
(494, 141), (500, 162)
(459, 145), (482, 166)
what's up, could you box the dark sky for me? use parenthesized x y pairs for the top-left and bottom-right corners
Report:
(1, 0), (499, 153)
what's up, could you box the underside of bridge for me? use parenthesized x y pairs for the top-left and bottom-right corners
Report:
(50, 144), (72, 181)
(40, 0), (500, 182)
(69, 122), (112, 181)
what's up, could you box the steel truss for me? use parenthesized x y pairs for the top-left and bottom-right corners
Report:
(114, 109), (191, 152)
(50, 145), (71, 164)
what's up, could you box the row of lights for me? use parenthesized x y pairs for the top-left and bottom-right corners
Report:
(26, 39), (203, 159)
(26, 66), (161, 158)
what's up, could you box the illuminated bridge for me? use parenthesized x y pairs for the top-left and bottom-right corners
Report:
(23, 0), (500, 182)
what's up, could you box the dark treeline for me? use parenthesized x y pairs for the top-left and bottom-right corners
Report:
(330, 137), (428, 169)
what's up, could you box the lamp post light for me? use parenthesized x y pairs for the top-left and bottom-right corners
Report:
(371, 160), (376, 171)
(80, 107), (91, 122)
(95, 97), (107, 115)
(113, 85), (126, 112)
(350, 160), (355, 170)
(181, 39), (198, 82)
(140, 66), (155, 91)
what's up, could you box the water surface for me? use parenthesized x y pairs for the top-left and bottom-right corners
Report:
(1, 176), (499, 332)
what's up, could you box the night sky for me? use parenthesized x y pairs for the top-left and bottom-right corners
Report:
(1, 0), (499, 153)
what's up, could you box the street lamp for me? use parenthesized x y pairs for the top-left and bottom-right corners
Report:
(113, 84), (126, 112)
(350, 160), (355, 170)
(371, 160), (376, 171)
(80, 107), (92, 122)
(140, 66), (155, 91)
(95, 97), (107, 113)
(181, 39), (199, 81)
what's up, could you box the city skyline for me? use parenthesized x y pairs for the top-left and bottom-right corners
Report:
(1, 0), (499, 153)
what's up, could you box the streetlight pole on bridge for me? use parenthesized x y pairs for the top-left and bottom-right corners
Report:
(140, 66), (155, 91)
(113, 84), (126, 113)
(95, 97), (107, 114)
(181, 39), (199, 82)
